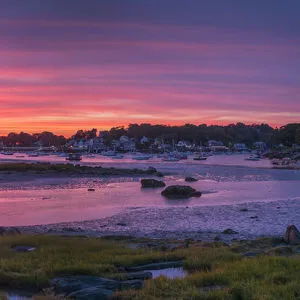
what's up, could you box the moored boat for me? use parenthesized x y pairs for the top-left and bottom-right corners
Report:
(66, 153), (82, 161)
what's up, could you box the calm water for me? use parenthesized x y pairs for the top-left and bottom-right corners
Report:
(0, 154), (299, 237)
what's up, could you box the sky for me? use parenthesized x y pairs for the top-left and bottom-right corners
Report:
(0, 0), (299, 136)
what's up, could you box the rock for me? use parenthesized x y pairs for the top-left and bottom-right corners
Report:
(51, 276), (144, 300)
(239, 208), (248, 212)
(284, 225), (300, 245)
(266, 246), (293, 256)
(185, 177), (198, 182)
(116, 222), (127, 227)
(12, 245), (36, 252)
(141, 179), (166, 188)
(146, 167), (163, 177)
(0, 227), (21, 236)
(222, 229), (238, 235)
(161, 185), (201, 199)
(147, 166), (157, 173)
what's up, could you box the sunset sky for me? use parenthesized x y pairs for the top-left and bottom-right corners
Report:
(1, 0), (299, 136)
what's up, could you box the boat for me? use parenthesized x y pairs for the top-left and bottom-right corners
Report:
(132, 154), (152, 160)
(1, 151), (14, 155)
(245, 155), (260, 161)
(66, 153), (82, 161)
(193, 156), (207, 161)
(28, 153), (39, 157)
(112, 154), (124, 159)
(101, 150), (116, 157)
(163, 156), (180, 162)
(193, 150), (208, 161)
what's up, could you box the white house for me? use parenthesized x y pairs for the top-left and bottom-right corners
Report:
(140, 136), (149, 144)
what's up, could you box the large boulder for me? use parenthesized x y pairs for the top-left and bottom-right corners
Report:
(141, 179), (166, 188)
(161, 185), (201, 199)
(284, 225), (300, 245)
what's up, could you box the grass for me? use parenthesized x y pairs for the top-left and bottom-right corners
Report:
(0, 162), (163, 177)
(0, 235), (299, 299)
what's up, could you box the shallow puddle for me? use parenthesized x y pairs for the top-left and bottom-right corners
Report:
(146, 267), (187, 279)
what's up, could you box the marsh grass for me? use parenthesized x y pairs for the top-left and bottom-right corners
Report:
(0, 235), (184, 290)
(0, 235), (300, 299)
(0, 163), (160, 176)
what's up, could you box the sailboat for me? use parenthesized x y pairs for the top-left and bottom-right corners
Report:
(193, 142), (207, 160)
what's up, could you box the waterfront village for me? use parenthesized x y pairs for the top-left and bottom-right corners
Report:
(0, 123), (299, 167)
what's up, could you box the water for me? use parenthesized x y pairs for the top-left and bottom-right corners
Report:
(0, 290), (32, 300)
(147, 267), (187, 279)
(0, 154), (299, 239)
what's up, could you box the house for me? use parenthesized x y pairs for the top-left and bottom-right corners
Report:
(90, 138), (106, 152)
(253, 142), (267, 150)
(119, 136), (136, 151)
(140, 136), (149, 145)
(234, 143), (248, 151)
(208, 140), (224, 147)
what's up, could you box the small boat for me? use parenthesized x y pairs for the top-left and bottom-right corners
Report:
(16, 155), (25, 158)
(1, 151), (14, 155)
(112, 154), (124, 159)
(245, 155), (260, 161)
(163, 156), (180, 162)
(28, 153), (39, 157)
(66, 153), (82, 161)
(132, 154), (152, 160)
(193, 156), (207, 161)
(101, 151), (116, 157)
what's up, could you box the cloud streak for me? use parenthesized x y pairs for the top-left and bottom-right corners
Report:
(0, 0), (299, 135)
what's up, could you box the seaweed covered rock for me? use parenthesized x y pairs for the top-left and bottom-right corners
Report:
(141, 179), (166, 188)
(161, 185), (201, 199)
(284, 225), (300, 245)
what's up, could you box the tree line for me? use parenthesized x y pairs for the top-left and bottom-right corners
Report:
(0, 123), (299, 147)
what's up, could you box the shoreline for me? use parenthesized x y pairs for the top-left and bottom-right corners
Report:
(0, 162), (163, 180)
(13, 197), (297, 242)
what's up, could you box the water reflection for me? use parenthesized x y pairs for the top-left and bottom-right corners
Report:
(147, 267), (187, 279)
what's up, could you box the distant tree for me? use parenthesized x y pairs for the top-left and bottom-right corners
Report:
(295, 128), (300, 145)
